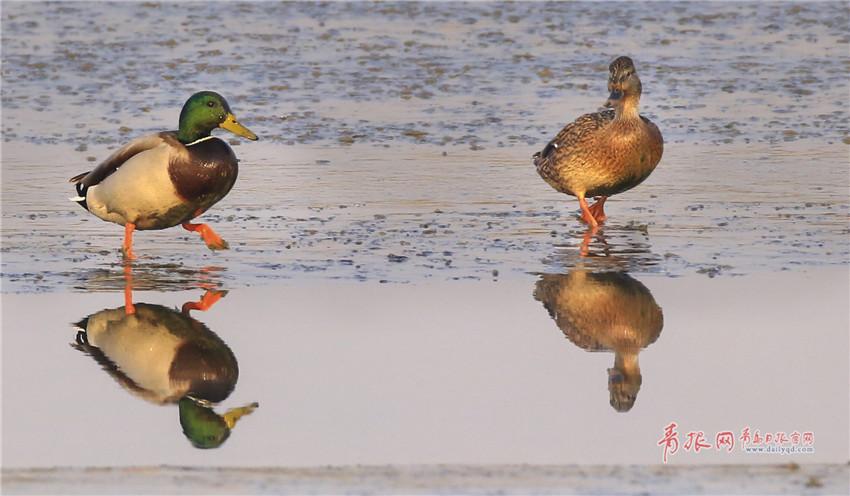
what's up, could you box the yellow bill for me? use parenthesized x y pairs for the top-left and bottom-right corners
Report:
(220, 113), (258, 140)
(222, 401), (259, 429)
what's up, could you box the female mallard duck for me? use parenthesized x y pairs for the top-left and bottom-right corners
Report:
(69, 91), (258, 259)
(533, 270), (664, 412)
(533, 56), (663, 228)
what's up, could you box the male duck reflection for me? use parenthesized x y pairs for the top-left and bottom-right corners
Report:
(69, 91), (258, 259)
(533, 269), (663, 412)
(72, 286), (258, 448)
(534, 56), (663, 232)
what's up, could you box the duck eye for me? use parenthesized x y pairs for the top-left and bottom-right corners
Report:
(207, 101), (216, 108)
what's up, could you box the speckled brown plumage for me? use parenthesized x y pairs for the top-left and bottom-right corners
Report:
(533, 271), (664, 351)
(533, 56), (663, 228)
(534, 110), (616, 193)
(533, 269), (664, 412)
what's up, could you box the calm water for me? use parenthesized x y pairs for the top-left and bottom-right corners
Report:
(1, 1), (849, 472)
(2, 269), (848, 467)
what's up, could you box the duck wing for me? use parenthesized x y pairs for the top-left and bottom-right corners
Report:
(69, 132), (178, 187)
(533, 110), (615, 175)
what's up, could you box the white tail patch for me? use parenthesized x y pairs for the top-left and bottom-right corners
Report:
(69, 196), (86, 202)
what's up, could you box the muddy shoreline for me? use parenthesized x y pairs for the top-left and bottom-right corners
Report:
(3, 463), (848, 495)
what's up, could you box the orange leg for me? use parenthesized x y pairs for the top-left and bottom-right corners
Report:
(182, 222), (229, 251)
(577, 195), (599, 228)
(580, 225), (599, 257)
(123, 263), (135, 315)
(588, 196), (608, 224)
(181, 289), (227, 314)
(122, 223), (136, 260)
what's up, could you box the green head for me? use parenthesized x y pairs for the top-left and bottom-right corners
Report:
(176, 91), (258, 144)
(178, 397), (259, 449)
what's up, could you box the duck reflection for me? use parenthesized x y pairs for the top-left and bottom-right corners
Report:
(533, 269), (663, 412)
(72, 272), (258, 448)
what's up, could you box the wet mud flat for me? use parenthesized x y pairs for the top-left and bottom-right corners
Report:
(2, 2), (849, 148)
(2, 1), (850, 291)
(2, 141), (848, 292)
(3, 463), (848, 495)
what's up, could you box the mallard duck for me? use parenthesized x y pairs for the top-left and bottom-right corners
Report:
(72, 292), (239, 405)
(533, 270), (664, 412)
(72, 290), (259, 448)
(69, 91), (258, 259)
(533, 56), (663, 228)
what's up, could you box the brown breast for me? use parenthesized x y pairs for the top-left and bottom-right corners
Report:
(168, 137), (239, 208)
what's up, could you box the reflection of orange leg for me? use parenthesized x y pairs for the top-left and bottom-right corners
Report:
(198, 281), (217, 291)
(182, 222), (229, 251)
(122, 223), (136, 260)
(588, 196), (608, 224)
(580, 225), (599, 257)
(181, 289), (227, 314)
(577, 195), (599, 228)
(197, 266), (225, 290)
(123, 263), (136, 315)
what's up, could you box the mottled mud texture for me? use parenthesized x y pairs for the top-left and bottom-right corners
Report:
(2, 2), (848, 291)
(2, 463), (848, 495)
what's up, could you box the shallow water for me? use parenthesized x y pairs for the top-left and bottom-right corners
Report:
(1, 0), (849, 476)
(2, 269), (848, 467)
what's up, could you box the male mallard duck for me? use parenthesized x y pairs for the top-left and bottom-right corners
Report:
(69, 91), (258, 259)
(72, 290), (259, 448)
(533, 56), (663, 228)
(533, 270), (664, 412)
(72, 292), (239, 405)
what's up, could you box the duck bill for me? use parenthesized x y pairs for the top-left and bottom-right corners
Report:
(222, 402), (259, 429)
(219, 113), (258, 140)
(604, 90), (623, 109)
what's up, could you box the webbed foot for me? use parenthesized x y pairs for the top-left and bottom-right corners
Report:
(588, 196), (608, 224)
(182, 222), (230, 251)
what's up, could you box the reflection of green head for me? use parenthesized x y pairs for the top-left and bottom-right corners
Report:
(178, 397), (259, 449)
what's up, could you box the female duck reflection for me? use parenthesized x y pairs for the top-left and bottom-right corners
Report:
(72, 285), (258, 448)
(533, 269), (663, 412)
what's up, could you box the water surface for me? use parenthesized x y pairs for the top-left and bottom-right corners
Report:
(3, 269), (848, 467)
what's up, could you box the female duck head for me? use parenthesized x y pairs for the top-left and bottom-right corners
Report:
(177, 91), (258, 144)
(604, 56), (643, 111)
